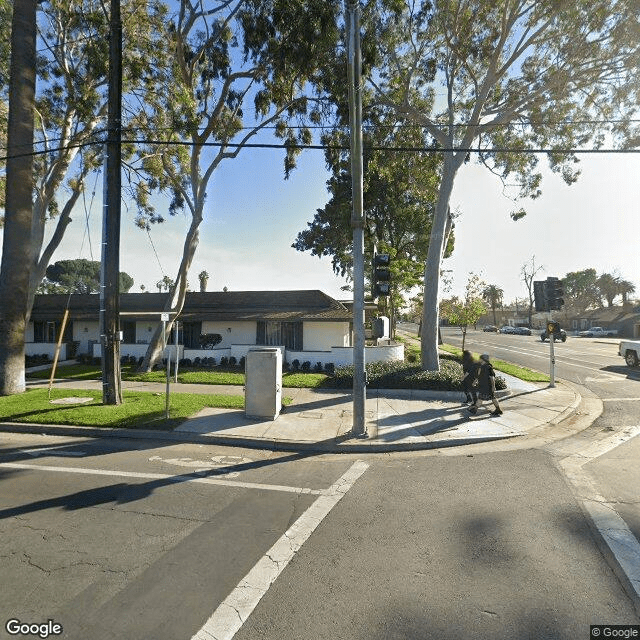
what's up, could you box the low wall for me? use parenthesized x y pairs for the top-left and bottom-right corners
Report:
(89, 342), (404, 367)
(25, 343), (67, 360)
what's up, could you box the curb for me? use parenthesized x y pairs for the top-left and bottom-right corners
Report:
(0, 420), (524, 454)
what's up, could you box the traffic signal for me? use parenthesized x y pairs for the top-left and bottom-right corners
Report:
(534, 280), (548, 312)
(546, 277), (564, 310)
(372, 253), (391, 298)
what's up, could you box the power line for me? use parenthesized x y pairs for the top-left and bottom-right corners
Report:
(2, 137), (640, 163)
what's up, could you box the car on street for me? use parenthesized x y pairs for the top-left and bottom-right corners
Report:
(513, 326), (532, 335)
(540, 327), (567, 342)
(499, 325), (516, 334)
(619, 340), (640, 367)
(483, 325), (498, 332)
(578, 326), (619, 338)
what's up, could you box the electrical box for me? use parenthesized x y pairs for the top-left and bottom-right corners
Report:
(245, 348), (282, 420)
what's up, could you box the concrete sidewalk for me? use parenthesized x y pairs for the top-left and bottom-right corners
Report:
(13, 373), (585, 453)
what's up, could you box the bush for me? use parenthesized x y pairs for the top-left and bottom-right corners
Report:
(291, 359), (300, 371)
(314, 361), (324, 373)
(301, 361), (311, 372)
(229, 356), (237, 367)
(239, 356), (245, 369)
(322, 357), (509, 392)
(198, 333), (222, 349)
(282, 361), (290, 372)
(220, 356), (229, 367)
(324, 362), (335, 376)
(193, 357), (201, 366)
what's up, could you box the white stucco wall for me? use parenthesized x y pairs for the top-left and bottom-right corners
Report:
(287, 343), (404, 367)
(201, 321), (257, 349)
(303, 321), (350, 351)
(73, 320), (100, 354)
(25, 343), (67, 359)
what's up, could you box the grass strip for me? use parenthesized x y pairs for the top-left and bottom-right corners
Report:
(439, 343), (549, 383)
(0, 388), (246, 431)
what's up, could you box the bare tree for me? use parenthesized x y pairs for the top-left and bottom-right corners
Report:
(521, 256), (544, 326)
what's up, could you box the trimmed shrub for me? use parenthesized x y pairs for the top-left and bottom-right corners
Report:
(314, 361), (324, 373)
(301, 361), (311, 372)
(324, 362), (335, 376)
(229, 356), (237, 367)
(291, 359), (300, 371)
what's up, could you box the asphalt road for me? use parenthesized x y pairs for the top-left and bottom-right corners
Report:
(2, 331), (640, 639)
(437, 326), (639, 397)
(1, 430), (639, 640)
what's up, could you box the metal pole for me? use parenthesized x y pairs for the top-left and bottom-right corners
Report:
(174, 321), (179, 383)
(163, 319), (170, 418)
(346, 0), (366, 437)
(100, 0), (123, 405)
(549, 316), (556, 388)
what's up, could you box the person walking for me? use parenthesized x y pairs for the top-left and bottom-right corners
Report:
(468, 353), (503, 416)
(461, 350), (479, 405)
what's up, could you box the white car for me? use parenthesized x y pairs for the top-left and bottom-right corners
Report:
(500, 325), (516, 334)
(579, 326), (618, 338)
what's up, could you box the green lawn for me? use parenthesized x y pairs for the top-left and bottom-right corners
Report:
(0, 388), (248, 430)
(28, 364), (328, 388)
(439, 344), (550, 382)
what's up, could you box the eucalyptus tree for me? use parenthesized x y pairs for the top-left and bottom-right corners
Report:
(367, 0), (640, 369)
(293, 109), (448, 334)
(0, 0), (166, 393)
(0, 0), (37, 395)
(132, 0), (341, 371)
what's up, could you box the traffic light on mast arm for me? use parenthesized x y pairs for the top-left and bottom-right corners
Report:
(546, 277), (565, 311)
(372, 253), (391, 298)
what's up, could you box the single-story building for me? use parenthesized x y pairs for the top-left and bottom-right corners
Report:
(27, 290), (403, 366)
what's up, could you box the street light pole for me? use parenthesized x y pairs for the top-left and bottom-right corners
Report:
(345, 0), (366, 437)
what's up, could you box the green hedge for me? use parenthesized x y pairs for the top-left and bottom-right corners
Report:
(324, 356), (507, 391)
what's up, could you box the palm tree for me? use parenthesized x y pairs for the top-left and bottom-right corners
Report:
(618, 280), (636, 306)
(198, 270), (209, 293)
(597, 273), (621, 308)
(482, 285), (504, 326)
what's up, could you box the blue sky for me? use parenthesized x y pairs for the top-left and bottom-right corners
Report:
(41, 140), (640, 307)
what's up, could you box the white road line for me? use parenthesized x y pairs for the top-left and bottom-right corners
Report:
(192, 459), (370, 640)
(0, 461), (323, 495)
(602, 398), (640, 402)
(559, 425), (640, 616)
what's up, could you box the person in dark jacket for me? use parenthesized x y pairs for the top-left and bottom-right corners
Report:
(461, 350), (479, 405)
(468, 353), (503, 416)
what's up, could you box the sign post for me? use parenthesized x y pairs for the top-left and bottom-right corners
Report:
(161, 312), (170, 418)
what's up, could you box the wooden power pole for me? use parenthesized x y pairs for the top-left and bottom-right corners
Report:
(100, 0), (123, 404)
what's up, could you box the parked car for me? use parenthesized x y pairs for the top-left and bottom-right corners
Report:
(483, 325), (498, 332)
(578, 326), (619, 338)
(513, 326), (532, 335)
(499, 325), (516, 334)
(619, 339), (640, 367)
(540, 327), (567, 342)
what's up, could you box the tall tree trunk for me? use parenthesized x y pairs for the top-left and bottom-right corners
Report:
(0, 0), (37, 395)
(421, 154), (460, 370)
(138, 212), (203, 372)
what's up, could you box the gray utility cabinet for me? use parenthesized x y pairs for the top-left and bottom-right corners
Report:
(245, 347), (282, 420)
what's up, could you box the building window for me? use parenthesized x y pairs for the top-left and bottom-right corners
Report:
(257, 321), (302, 350)
(182, 322), (202, 349)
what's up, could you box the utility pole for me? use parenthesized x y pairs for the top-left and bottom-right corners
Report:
(345, 0), (366, 437)
(100, 0), (123, 405)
